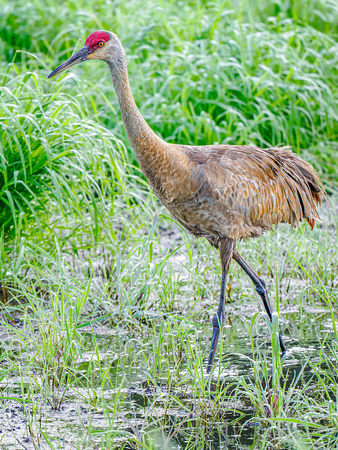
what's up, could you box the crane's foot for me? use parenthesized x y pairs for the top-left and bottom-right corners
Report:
(207, 313), (224, 374)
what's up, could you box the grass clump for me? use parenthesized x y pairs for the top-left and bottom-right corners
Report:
(0, 67), (89, 238)
(0, 64), (146, 279)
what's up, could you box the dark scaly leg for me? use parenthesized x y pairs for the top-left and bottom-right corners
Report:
(207, 239), (235, 374)
(207, 270), (227, 374)
(232, 251), (286, 356)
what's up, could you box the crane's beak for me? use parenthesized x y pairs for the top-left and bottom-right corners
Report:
(48, 46), (92, 79)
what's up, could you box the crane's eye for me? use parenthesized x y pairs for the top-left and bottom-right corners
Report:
(98, 41), (104, 47)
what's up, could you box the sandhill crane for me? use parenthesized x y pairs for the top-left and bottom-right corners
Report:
(49, 31), (325, 373)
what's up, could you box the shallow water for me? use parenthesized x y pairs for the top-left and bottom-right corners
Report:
(0, 303), (335, 449)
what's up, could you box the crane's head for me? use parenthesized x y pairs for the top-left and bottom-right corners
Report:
(48, 31), (119, 79)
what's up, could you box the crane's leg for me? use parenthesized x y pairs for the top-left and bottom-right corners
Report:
(207, 239), (235, 374)
(232, 250), (286, 356)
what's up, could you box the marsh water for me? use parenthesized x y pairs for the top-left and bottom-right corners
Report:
(1, 304), (335, 449)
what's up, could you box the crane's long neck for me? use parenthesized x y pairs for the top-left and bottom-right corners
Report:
(105, 37), (198, 203)
(107, 44), (165, 172)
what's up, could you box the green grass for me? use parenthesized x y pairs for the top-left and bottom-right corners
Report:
(0, 0), (337, 448)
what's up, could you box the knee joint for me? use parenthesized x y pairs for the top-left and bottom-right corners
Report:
(255, 283), (266, 296)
